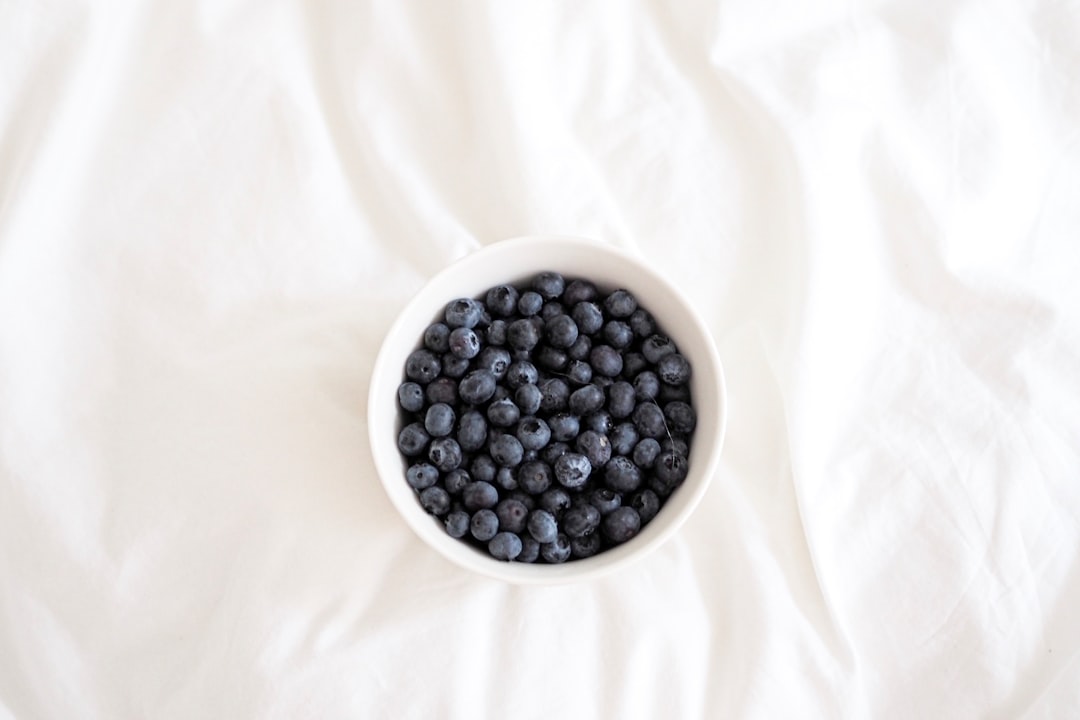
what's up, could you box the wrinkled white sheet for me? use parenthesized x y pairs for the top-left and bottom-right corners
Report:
(2, 1), (1079, 717)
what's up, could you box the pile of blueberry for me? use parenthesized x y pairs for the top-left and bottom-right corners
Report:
(396, 271), (695, 563)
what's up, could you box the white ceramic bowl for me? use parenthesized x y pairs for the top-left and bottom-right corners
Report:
(368, 236), (726, 583)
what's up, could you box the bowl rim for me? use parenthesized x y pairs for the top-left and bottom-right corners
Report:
(367, 234), (727, 584)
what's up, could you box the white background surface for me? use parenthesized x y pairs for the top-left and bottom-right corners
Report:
(2, 1), (1079, 718)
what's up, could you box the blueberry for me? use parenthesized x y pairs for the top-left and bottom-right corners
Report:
(621, 352), (648, 379)
(540, 534), (572, 563)
(632, 402), (666, 439)
(603, 320), (634, 350)
(444, 468), (471, 494)
(563, 279), (598, 305)
(505, 360), (539, 389)
(491, 385), (512, 403)
(448, 327), (480, 359)
(489, 433), (524, 467)
(661, 436), (690, 458)
(462, 481), (499, 511)
(634, 371), (660, 401)
(457, 411), (487, 451)
(476, 346), (512, 380)
(539, 441), (570, 466)
(397, 422), (430, 456)
(532, 271), (565, 300)
(575, 430), (612, 468)
(508, 490), (536, 511)
(654, 451), (689, 486)
(540, 301), (565, 321)
(601, 506), (641, 543)
(516, 416), (552, 451)
(445, 298), (483, 329)
(571, 302), (604, 335)
(609, 422), (640, 456)
(632, 438), (662, 468)
(630, 489), (661, 524)
(405, 349), (441, 384)
(589, 487), (622, 515)
(603, 289), (637, 318)
(606, 381), (635, 418)
(565, 360), (593, 386)
(518, 460), (554, 494)
(570, 532), (602, 559)
(517, 536), (541, 563)
(441, 353), (470, 379)
(538, 378), (570, 414)
(470, 455), (497, 483)
(526, 509), (558, 544)
(629, 309), (655, 338)
(593, 375), (614, 389)
(658, 382), (691, 403)
(568, 384), (605, 415)
(486, 285), (520, 317)
(517, 291), (543, 317)
(664, 401), (696, 433)
(658, 353), (691, 385)
(507, 318), (541, 352)
(562, 503), (601, 538)
(424, 403), (455, 437)
(535, 345), (568, 372)
(554, 452), (592, 489)
(604, 455), (642, 492)
(642, 334), (677, 364)
(459, 369), (497, 405)
(405, 462), (439, 490)
(496, 498), (529, 533)
(397, 382), (425, 413)
(487, 398), (520, 428)
(538, 487), (571, 516)
(544, 315), (579, 349)
(445, 510), (470, 538)
(470, 509), (499, 541)
(495, 466), (518, 491)
(428, 437), (462, 472)
(485, 319), (508, 346)
(548, 413), (581, 442)
(424, 322), (451, 353)
(584, 411), (613, 434)
(514, 384), (542, 416)
(589, 345), (623, 377)
(566, 334), (592, 361)
(420, 486), (451, 515)
(488, 532), (523, 561)
(425, 377), (458, 406)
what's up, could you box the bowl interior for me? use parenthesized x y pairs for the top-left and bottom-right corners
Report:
(368, 236), (726, 583)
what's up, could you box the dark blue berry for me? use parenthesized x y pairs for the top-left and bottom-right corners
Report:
(445, 298), (483, 329)
(517, 536), (541, 563)
(486, 285), (519, 317)
(654, 451), (688, 486)
(428, 437), (462, 472)
(397, 422), (430, 456)
(441, 353), (470, 379)
(490, 433), (524, 467)
(589, 487), (622, 515)
(462, 481), (499, 511)
(527, 509), (558, 543)
(629, 309), (655, 338)
(589, 345), (623, 377)
(514, 384), (542, 416)
(571, 302), (604, 335)
(398, 382), (425, 413)
(405, 462), (439, 490)
(425, 377), (458, 406)
(405, 349), (441, 383)
(496, 498), (529, 533)
(632, 402), (666, 439)
(562, 503), (601, 538)
(535, 345), (568, 372)
(621, 352), (647, 378)
(507, 318), (541, 351)
(424, 403), (455, 437)
(508, 490), (536, 511)
(532, 271), (565, 299)
(568, 384), (605, 415)
(486, 319), (508, 346)
(445, 510), (470, 538)
(570, 532), (602, 559)
(540, 301), (565, 321)
(601, 506), (641, 543)
(476, 346), (512, 379)
(664, 401), (696, 433)
(459, 369), (497, 405)
(610, 422), (640, 456)
(516, 416), (552, 451)
(642, 334), (677, 364)
(661, 436), (690, 458)
(566, 334), (592, 361)
(603, 289), (637, 318)
(517, 291), (543, 316)
(544, 315), (579, 349)
(538, 378), (570, 414)
(575, 430), (612, 468)
(563, 279), (598, 305)
(584, 411), (613, 434)
(539, 441), (570, 466)
(488, 532), (523, 560)
(470, 509), (499, 541)
(424, 322), (451, 352)
(658, 353), (691, 385)
(565, 360), (592, 385)
(658, 381), (691, 403)
(444, 468), (471, 494)
(448, 327), (480, 359)
(630, 489), (661, 523)
(495, 466), (518, 491)
(470, 455), (497, 483)
(604, 455), (642, 493)
(603, 320), (634, 349)
(420, 486), (451, 515)
(505, 361), (538, 388)
(457, 411), (487, 451)
(634, 371), (660, 401)
(606, 381), (636, 418)
(518, 460), (553, 494)
(632, 438), (662, 468)
(548, 413), (581, 442)
(540, 534), (572, 563)
(538, 487), (571, 516)
(554, 452), (592, 489)
(487, 398), (520, 428)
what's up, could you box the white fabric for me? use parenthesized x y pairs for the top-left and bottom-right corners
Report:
(2, 1), (1079, 717)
